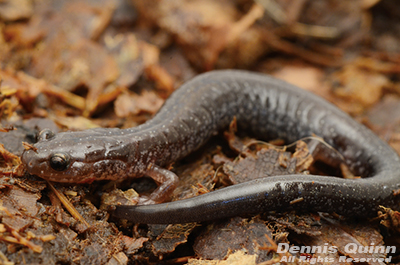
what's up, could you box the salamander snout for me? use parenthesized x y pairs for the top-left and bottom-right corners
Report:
(20, 129), (101, 183)
(21, 149), (35, 171)
(21, 129), (72, 178)
(21, 128), (60, 174)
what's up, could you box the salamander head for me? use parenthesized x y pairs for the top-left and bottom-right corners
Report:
(21, 128), (126, 183)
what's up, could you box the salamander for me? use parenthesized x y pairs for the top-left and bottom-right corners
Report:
(21, 70), (400, 223)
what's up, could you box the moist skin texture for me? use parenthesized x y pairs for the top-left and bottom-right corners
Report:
(21, 70), (400, 223)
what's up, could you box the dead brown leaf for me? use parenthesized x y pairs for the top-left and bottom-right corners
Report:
(193, 217), (274, 263)
(330, 61), (391, 114)
(223, 148), (298, 184)
(149, 223), (198, 257)
(0, 0), (33, 21)
(114, 90), (164, 118)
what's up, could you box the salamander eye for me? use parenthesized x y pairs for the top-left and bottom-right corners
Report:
(38, 129), (55, 141)
(49, 153), (70, 171)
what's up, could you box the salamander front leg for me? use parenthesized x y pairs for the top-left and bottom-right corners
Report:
(139, 164), (179, 205)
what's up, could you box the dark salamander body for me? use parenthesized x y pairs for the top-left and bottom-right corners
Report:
(22, 70), (400, 223)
